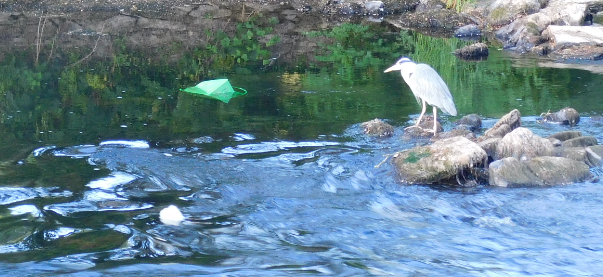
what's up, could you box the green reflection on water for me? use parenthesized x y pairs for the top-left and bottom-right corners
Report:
(1, 22), (602, 155)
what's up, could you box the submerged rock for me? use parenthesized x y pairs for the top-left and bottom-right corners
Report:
(392, 136), (487, 184)
(495, 127), (554, 160)
(454, 42), (489, 60)
(541, 107), (580, 125)
(489, 156), (593, 187)
(361, 118), (394, 137)
(455, 114), (482, 132)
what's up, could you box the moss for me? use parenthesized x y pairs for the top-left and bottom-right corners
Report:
(489, 7), (508, 22)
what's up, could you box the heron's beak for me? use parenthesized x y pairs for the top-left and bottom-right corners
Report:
(384, 64), (401, 73)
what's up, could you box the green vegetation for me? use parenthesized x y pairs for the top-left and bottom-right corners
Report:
(445, 0), (475, 13)
(306, 23), (414, 84)
(0, 20), (597, 151)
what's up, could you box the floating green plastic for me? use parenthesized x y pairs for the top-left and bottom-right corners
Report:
(181, 79), (247, 103)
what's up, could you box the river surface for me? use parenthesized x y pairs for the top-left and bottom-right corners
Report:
(1, 17), (603, 275)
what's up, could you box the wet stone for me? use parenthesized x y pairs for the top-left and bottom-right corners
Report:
(361, 118), (394, 137)
(586, 145), (603, 167)
(548, 130), (583, 141)
(489, 156), (593, 187)
(482, 109), (521, 139)
(541, 107), (580, 126)
(454, 42), (489, 60)
(392, 136), (487, 184)
(561, 136), (598, 148)
(495, 127), (554, 160)
(455, 114), (482, 132)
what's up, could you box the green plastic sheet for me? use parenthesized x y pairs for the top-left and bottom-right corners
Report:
(181, 79), (247, 103)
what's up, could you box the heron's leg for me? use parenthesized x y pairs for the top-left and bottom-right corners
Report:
(432, 106), (438, 135)
(415, 99), (427, 126)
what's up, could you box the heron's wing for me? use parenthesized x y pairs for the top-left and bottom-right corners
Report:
(404, 64), (457, 116)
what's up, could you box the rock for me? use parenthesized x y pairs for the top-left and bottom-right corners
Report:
(392, 136), (487, 184)
(493, 0), (603, 53)
(543, 26), (603, 50)
(433, 128), (476, 140)
(486, 0), (543, 27)
(495, 127), (554, 160)
(548, 130), (583, 141)
(365, 1), (384, 14)
(489, 156), (593, 187)
(454, 24), (482, 37)
(541, 107), (580, 125)
(416, 0), (444, 12)
(478, 137), (501, 160)
(586, 145), (603, 166)
(403, 119), (443, 138)
(561, 136), (598, 147)
(361, 118), (394, 137)
(387, 8), (473, 30)
(549, 45), (603, 60)
(189, 4), (220, 18)
(454, 114), (482, 132)
(454, 42), (489, 59)
(556, 147), (589, 164)
(494, 12), (551, 52)
(137, 17), (187, 31)
(321, 0), (417, 15)
(481, 109), (521, 139)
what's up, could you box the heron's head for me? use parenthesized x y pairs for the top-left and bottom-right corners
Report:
(384, 57), (415, 73)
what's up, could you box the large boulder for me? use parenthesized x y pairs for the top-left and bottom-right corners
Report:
(489, 156), (593, 187)
(495, 127), (554, 160)
(486, 0), (543, 27)
(392, 136), (487, 184)
(493, 0), (603, 54)
(543, 26), (603, 51)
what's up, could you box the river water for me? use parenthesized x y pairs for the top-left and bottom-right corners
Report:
(1, 14), (603, 275)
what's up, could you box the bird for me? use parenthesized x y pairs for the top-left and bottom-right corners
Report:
(384, 57), (457, 135)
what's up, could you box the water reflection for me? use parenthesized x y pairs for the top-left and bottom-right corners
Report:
(1, 10), (603, 276)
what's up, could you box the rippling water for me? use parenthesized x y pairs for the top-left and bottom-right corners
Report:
(2, 117), (603, 276)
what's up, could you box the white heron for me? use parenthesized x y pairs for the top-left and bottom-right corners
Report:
(384, 57), (457, 135)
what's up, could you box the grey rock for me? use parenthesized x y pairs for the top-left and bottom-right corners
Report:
(361, 118), (394, 137)
(541, 107), (580, 125)
(392, 136), (487, 184)
(586, 145), (603, 166)
(548, 131), (583, 141)
(482, 109), (521, 138)
(561, 136), (598, 147)
(495, 127), (554, 160)
(489, 156), (592, 187)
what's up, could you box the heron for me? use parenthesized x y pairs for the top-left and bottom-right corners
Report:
(384, 57), (457, 135)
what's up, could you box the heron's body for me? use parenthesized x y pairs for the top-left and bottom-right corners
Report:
(384, 57), (457, 134)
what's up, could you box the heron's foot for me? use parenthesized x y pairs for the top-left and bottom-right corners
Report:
(404, 125), (422, 131)
(404, 125), (434, 138)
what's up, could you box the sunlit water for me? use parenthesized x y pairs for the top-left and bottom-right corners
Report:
(2, 26), (603, 276)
